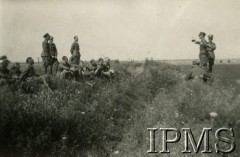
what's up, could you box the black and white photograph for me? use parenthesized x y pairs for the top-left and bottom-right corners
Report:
(0, 0), (240, 156)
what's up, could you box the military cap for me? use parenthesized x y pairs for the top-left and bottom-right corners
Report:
(0, 55), (10, 63)
(74, 36), (78, 39)
(199, 32), (206, 37)
(208, 34), (213, 39)
(43, 33), (50, 38)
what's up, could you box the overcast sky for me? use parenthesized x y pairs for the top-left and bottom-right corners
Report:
(0, 0), (240, 61)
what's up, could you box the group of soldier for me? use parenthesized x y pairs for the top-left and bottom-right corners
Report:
(0, 33), (115, 92)
(185, 32), (216, 82)
(0, 31), (217, 91)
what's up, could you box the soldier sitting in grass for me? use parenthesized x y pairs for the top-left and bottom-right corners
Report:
(82, 59), (97, 79)
(95, 58), (109, 77)
(57, 56), (78, 81)
(20, 57), (52, 92)
(185, 60), (204, 81)
(102, 57), (115, 78)
(95, 57), (115, 81)
(185, 60), (213, 83)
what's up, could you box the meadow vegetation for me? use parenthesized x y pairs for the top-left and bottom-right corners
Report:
(0, 60), (239, 156)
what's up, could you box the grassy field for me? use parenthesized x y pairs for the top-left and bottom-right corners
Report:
(0, 61), (240, 156)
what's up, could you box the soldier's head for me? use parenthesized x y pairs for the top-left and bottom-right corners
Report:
(0, 55), (10, 68)
(198, 32), (206, 40)
(26, 57), (34, 65)
(104, 57), (110, 64)
(98, 58), (104, 65)
(208, 34), (213, 41)
(74, 36), (78, 42)
(43, 33), (50, 40)
(62, 56), (68, 63)
(90, 59), (96, 65)
(49, 36), (54, 43)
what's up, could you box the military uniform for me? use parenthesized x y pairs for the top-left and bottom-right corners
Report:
(70, 42), (81, 65)
(49, 42), (59, 74)
(20, 64), (39, 81)
(0, 65), (10, 87)
(207, 41), (216, 73)
(57, 62), (72, 79)
(195, 38), (208, 67)
(41, 35), (52, 74)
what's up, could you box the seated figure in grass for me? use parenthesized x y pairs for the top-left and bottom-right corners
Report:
(57, 56), (79, 81)
(185, 60), (213, 83)
(101, 57), (115, 78)
(82, 59), (98, 79)
(20, 57), (52, 92)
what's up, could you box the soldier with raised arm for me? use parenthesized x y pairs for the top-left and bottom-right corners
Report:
(192, 32), (208, 68)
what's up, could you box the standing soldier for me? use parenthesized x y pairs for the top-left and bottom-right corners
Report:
(192, 32), (208, 68)
(41, 33), (52, 74)
(49, 36), (59, 75)
(70, 36), (81, 65)
(207, 35), (216, 73)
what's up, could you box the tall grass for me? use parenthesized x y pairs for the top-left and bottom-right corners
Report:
(0, 61), (239, 156)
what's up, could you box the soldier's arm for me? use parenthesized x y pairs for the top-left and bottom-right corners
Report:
(70, 43), (74, 54)
(43, 41), (48, 52)
(195, 41), (201, 44)
(59, 64), (70, 71)
(185, 70), (192, 81)
(55, 45), (58, 57)
(20, 67), (29, 81)
(212, 43), (216, 50)
(53, 44), (58, 56)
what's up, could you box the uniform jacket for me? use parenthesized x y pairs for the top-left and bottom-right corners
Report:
(0, 66), (10, 79)
(49, 43), (58, 57)
(207, 42), (216, 59)
(10, 67), (21, 77)
(58, 62), (71, 72)
(70, 42), (80, 56)
(41, 39), (50, 57)
(196, 39), (208, 56)
(20, 65), (38, 81)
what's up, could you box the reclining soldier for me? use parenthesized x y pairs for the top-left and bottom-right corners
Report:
(185, 60), (213, 83)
